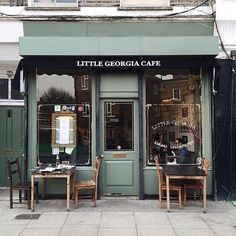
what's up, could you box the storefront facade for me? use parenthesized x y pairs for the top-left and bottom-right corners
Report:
(19, 20), (218, 197)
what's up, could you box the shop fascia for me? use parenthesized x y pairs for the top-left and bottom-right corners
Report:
(77, 60), (161, 67)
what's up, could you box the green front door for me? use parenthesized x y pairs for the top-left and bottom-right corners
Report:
(100, 99), (139, 195)
(0, 106), (24, 187)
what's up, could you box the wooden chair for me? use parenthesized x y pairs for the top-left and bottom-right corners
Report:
(183, 159), (210, 206)
(155, 158), (182, 208)
(74, 156), (101, 208)
(7, 158), (39, 209)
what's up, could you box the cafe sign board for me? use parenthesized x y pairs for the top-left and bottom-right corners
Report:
(77, 60), (161, 68)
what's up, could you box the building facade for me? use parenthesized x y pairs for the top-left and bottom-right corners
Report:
(0, 0), (220, 198)
(213, 0), (236, 200)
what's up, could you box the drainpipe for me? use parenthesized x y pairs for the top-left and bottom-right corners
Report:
(138, 71), (144, 200)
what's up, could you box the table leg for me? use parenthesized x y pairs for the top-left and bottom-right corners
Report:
(66, 176), (70, 211)
(166, 176), (170, 212)
(42, 178), (45, 200)
(203, 177), (207, 213)
(31, 175), (34, 211)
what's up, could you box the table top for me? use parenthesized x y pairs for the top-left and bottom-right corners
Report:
(161, 165), (206, 177)
(31, 165), (75, 176)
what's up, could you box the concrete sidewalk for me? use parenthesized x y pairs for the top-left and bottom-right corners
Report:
(0, 190), (236, 236)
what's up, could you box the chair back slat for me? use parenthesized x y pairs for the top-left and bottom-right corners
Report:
(7, 158), (22, 187)
(202, 159), (210, 175)
(155, 157), (164, 187)
(92, 156), (101, 184)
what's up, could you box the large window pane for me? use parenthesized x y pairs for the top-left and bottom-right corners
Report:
(37, 73), (92, 166)
(146, 69), (201, 165)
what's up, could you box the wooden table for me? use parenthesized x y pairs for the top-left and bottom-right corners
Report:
(161, 165), (207, 213)
(31, 166), (76, 211)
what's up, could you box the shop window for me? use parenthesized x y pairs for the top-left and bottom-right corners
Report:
(37, 73), (92, 166)
(145, 68), (201, 166)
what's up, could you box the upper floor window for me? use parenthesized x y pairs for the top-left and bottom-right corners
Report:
(172, 88), (181, 101)
(120, 0), (170, 8)
(29, 0), (79, 7)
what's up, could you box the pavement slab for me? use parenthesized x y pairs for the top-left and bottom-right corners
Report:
(0, 189), (236, 236)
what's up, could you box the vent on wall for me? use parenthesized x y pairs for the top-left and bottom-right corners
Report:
(120, 0), (170, 8)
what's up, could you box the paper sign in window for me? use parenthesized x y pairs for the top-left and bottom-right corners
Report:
(51, 113), (76, 148)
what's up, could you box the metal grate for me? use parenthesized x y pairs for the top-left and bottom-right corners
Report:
(15, 214), (40, 220)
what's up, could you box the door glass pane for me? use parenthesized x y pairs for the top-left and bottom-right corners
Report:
(105, 102), (133, 151)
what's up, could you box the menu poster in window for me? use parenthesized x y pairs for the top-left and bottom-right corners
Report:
(57, 117), (70, 144)
(52, 113), (76, 148)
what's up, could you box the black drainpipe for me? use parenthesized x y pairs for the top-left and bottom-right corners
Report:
(139, 70), (144, 200)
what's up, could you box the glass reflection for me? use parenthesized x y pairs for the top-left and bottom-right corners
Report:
(105, 102), (133, 151)
(36, 74), (92, 166)
(146, 69), (201, 165)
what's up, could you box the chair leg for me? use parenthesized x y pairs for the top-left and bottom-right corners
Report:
(178, 189), (182, 208)
(193, 188), (197, 201)
(10, 188), (13, 209)
(75, 188), (78, 209)
(19, 190), (22, 203)
(199, 189), (203, 202)
(73, 186), (76, 204)
(27, 188), (31, 209)
(158, 187), (162, 208)
(94, 188), (97, 207)
(35, 184), (39, 204)
(184, 185), (187, 207)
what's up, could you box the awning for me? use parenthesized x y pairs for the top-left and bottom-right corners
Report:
(19, 36), (219, 57)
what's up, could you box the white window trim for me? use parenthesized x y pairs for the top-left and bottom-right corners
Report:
(172, 88), (181, 101)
